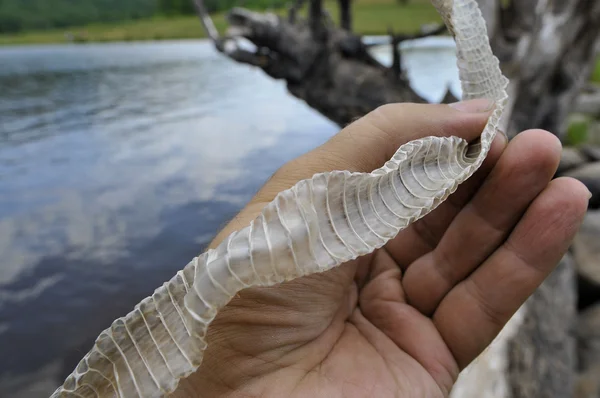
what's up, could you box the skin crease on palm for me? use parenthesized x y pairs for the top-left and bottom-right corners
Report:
(172, 99), (591, 398)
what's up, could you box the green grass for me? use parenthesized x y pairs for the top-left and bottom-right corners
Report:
(325, 0), (441, 35)
(0, 0), (440, 45)
(0, 15), (228, 45)
(566, 116), (591, 146)
(592, 59), (600, 83)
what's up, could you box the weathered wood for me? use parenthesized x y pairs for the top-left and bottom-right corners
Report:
(572, 210), (600, 309)
(198, 0), (600, 135)
(215, 7), (428, 126)
(575, 87), (600, 117)
(575, 304), (600, 397)
(507, 254), (578, 398)
(578, 303), (600, 370)
(192, 0), (219, 42)
(488, 0), (600, 138)
(193, 1), (459, 125)
(575, 366), (600, 398)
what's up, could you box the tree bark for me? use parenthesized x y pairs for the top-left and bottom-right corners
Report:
(487, 0), (600, 138)
(192, 0), (219, 41)
(507, 255), (578, 398)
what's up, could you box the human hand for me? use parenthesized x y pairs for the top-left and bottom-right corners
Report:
(174, 100), (590, 398)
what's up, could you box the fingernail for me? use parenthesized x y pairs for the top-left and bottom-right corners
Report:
(449, 98), (495, 113)
(497, 128), (508, 144)
(588, 189), (593, 200)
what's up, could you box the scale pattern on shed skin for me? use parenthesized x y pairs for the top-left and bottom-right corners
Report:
(50, 1), (509, 396)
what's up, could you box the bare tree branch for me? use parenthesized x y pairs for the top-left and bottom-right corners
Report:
(192, 0), (219, 42)
(389, 28), (402, 81)
(192, 4), (427, 125)
(339, 0), (352, 31)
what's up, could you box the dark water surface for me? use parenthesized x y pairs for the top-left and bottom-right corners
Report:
(0, 40), (338, 397)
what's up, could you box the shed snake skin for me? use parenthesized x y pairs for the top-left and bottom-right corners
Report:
(51, 1), (509, 396)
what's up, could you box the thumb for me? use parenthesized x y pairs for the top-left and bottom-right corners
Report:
(253, 99), (494, 202)
(325, 99), (494, 173)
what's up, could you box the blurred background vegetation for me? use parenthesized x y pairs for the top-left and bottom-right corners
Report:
(0, 0), (442, 44)
(0, 0), (288, 35)
(0, 0), (598, 88)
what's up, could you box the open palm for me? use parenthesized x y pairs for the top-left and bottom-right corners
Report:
(174, 101), (589, 398)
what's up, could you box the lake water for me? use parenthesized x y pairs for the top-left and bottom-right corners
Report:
(0, 40), (339, 397)
(0, 38), (459, 397)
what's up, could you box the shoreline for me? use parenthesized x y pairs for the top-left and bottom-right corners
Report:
(0, 2), (442, 46)
(1, 7), (597, 85)
(0, 16), (223, 46)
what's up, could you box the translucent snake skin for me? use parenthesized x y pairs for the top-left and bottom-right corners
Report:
(50, 1), (509, 396)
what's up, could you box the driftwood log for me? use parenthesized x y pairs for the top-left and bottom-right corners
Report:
(194, 0), (600, 396)
(194, 0), (454, 126)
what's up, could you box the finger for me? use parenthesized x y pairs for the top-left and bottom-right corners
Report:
(252, 100), (493, 201)
(433, 177), (590, 369)
(385, 132), (507, 268)
(403, 129), (562, 315)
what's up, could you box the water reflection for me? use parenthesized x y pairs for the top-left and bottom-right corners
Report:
(0, 40), (338, 397)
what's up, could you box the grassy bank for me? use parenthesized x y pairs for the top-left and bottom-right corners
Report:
(0, 0), (440, 45)
(0, 15), (226, 45)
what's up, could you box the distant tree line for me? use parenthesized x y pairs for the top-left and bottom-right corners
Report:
(0, 0), (156, 33)
(158, 0), (288, 14)
(0, 0), (288, 34)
